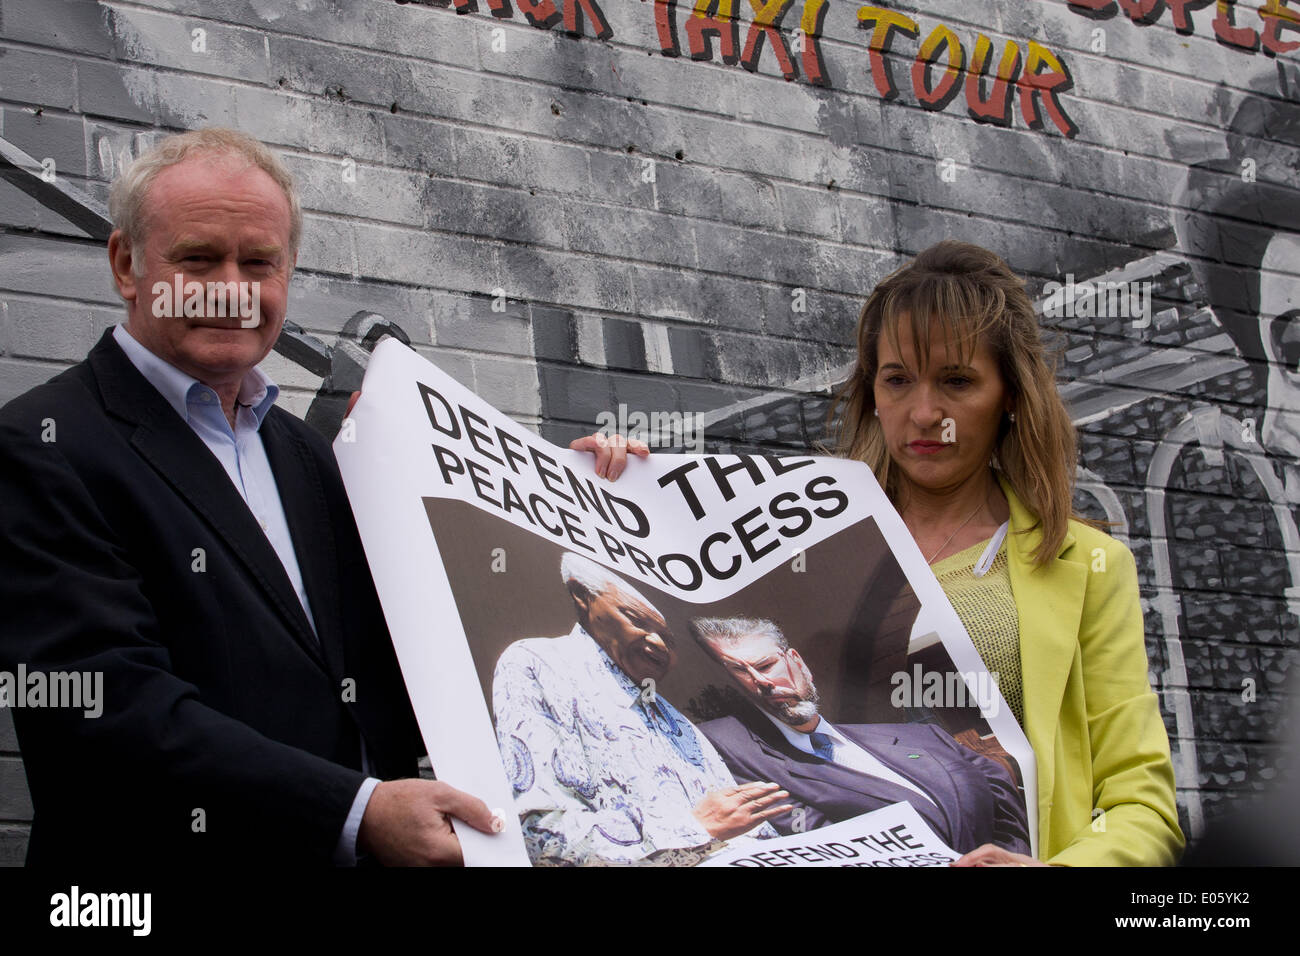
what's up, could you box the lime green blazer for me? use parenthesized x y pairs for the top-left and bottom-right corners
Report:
(999, 476), (1184, 865)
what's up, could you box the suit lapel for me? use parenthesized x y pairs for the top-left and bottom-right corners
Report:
(840, 726), (962, 841)
(261, 411), (349, 682)
(741, 710), (955, 841)
(998, 475), (1086, 842)
(90, 332), (328, 673)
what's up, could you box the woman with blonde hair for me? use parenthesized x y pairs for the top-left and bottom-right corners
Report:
(833, 240), (1182, 866)
(577, 240), (1184, 865)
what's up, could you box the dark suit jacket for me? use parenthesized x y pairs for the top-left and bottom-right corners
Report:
(0, 330), (422, 865)
(699, 707), (1031, 854)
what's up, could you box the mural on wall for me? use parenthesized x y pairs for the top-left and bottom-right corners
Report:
(399, 0), (1083, 136)
(398, 0), (1300, 139)
(1, 0), (1298, 855)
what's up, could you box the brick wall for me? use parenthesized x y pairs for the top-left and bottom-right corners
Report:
(1, 0), (1297, 863)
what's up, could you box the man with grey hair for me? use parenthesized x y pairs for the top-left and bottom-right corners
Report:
(491, 552), (789, 865)
(0, 127), (498, 865)
(691, 617), (1031, 855)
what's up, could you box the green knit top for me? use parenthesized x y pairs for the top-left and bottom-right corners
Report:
(931, 531), (1024, 727)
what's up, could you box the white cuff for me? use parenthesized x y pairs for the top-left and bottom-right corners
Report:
(334, 776), (382, 866)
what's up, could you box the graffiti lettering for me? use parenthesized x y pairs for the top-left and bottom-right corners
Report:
(1067, 0), (1298, 55)
(453, 0), (514, 18)
(1068, 0), (1165, 25)
(563, 0), (613, 38)
(859, 7), (1077, 136)
(454, 0), (612, 38)
(1214, 0), (1261, 50)
(912, 23), (964, 110)
(441, 1), (1080, 134)
(1166, 1), (1216, 34)
(1018, 41), (1077, 138)
(800, 0), (831, 83)
(857, 5), (919, 100)
(966, 34), (1022, 126)
(517, 0), (562, 29)
(1261, 0), (1300, 54)
(1119, 0), (1165, 25)
(686, 0), (741, 63)
(667, 0), (830, 81)
(741, 0), (800, 80)
(1065, 0), (1115, 18)
(656, 0), (683, 55)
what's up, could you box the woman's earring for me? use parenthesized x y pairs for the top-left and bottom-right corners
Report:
(873, 408), (879, 417)
(1008, 411), (1016, 423)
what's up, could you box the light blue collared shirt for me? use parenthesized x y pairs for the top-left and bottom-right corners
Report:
(112, 324), (378, 864)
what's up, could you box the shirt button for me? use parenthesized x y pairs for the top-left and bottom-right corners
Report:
(259, 518), (268, 531)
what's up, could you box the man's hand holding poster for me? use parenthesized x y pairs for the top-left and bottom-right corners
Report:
(335, 340), (1036, 867)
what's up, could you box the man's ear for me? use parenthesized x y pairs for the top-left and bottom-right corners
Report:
(107, 230), (139, 305)
(567, 581), (591, 618)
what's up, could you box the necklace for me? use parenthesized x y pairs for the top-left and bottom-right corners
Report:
(922, 499), (986, 564)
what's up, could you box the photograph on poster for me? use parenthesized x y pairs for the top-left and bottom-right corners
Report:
(429, 498), (1031, 866)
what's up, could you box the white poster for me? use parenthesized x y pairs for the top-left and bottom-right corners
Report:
(701, 803), (959, 868)
(335, 339), (1036, 867)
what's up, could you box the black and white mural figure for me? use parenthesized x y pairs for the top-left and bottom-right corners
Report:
(1260, 233), (1300, 468)
(1160, 90), (1300, 835)
(1179, 94), (1300, 483)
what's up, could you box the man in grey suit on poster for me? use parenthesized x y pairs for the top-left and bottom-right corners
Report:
(691, 617), (1031, 854)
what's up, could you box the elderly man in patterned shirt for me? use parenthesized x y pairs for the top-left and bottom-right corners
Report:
(491, 553), (787, 865)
